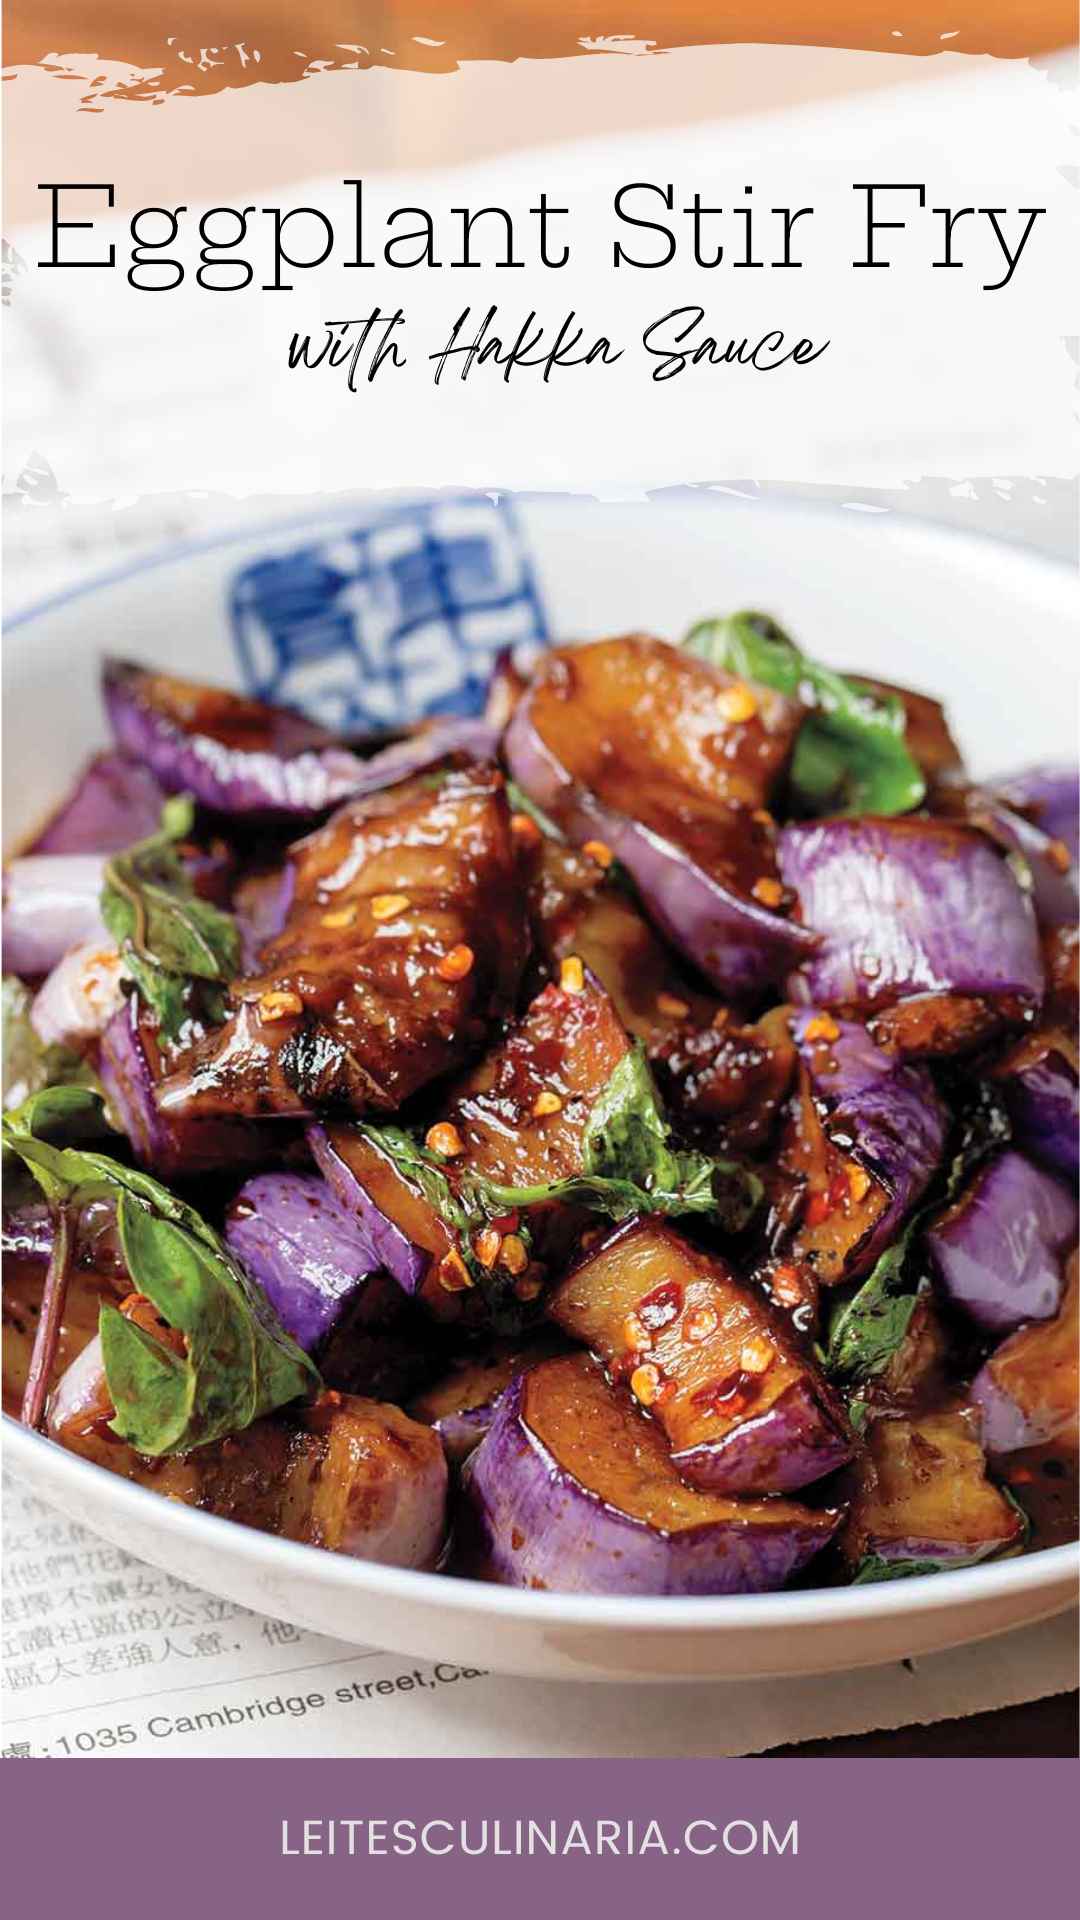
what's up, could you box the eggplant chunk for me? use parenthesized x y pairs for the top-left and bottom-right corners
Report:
(841, 1408), (1025, 1572)
(158, 766), (528, 1121)
(525, 837), (714, 1044)
(973, 1253), (1079, 1455)
(459, 1352), (840, 1594)
(777, 816), (1043, 1042)
(312, 970), (632, 1317)
(548, 1218), (851, 1494)
(505, 635), (819, 997)
(926, 1149), (1076, 1334)
(51, 1372), (448, 1568)
(409, 1331), (570, 1463)
(100, 995), (274, 1180)
(778, 1012), (947, 1286)
(651, 1005), (797, 1156)
(993, 1020), (1079, 1183)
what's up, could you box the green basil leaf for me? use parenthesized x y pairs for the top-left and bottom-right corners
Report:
(2, 974), (100, 1113)
(685, 610), (925, 817)
(850, 1554), (958, 1584)
(363, 1043), (761, 1269)
(2, 1088), (318, 1454)
(101, 795), (240, 1042)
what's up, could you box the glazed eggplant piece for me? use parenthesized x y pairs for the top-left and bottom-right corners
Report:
(99, 995), (273, 1180)
(992, 1023), (1079, 1183)
(548, 1218), (851, 1494)
(505, 635), (819, 997)
(649, 1004), (797, 1157)
(777, 1011), (948, 1287)
(409, 1330), (570, 1463)
(459, 1351), (841, 1594)
(972, 1254), (1079, 1455)
(157, 766), (528, 1121)
(523, 836), (715, 1045)
(925, 1149), (1076, 1333)
(777, 816), (1043, 1053)
(840, 1408), (1026, 1574)
(994, 764), (1079, 867)
(104, 658), (498, 824)
(50, 1362), (449, 1568)
(27, 751), (168, 857)
(311, 969), (633, 1316)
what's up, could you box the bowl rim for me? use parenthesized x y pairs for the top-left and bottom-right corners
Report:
(4, 492), (1078, 1639)
(4, 1417), (1077, 1633)
(5, 487), (1078, 644)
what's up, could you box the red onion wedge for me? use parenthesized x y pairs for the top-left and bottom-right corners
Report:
(972, 1253), (1078, 1455)
(104, 657), (497, 822)
(777, 816), (1044, 1040)
(925, 1149), (1076, 1333)
(31, 939), (126, 1049)
(225, 1171), (382, 1353)
(779, 1011), (947, 1286)
(841, 1408), (1026, 1573)
(28, 751), (168, 856)
(505, 636), (819, 997)
(458, 1352), (840, 1594)
(548, 1218), (852, 1495)
(3, 855), (108, 978)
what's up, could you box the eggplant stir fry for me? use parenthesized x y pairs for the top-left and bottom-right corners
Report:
(3, 622), (1077, 1596)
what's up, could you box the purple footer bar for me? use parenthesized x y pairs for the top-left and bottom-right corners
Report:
(3, 1756), (1078, 1914)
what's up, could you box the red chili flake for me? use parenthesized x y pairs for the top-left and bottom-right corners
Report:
(637, 1280), (683, 1333)
(691, 1369), (762, 1420)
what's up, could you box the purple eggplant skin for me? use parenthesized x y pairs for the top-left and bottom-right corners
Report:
(28, 752), (168, 856)
(972, 1253), (1078, 1455)
(98, 996), (270, 1182)
(104, 657), (498, 822)
(308, 1123), (428, 1296)
(458, 1357), (840, 1596)
(225, 1171), (381, 1353)
(777, 816), (1044, 1012)
(2, 855), (108, 978)
(504, 693), (818, 1000)
(792, 1009), (948, 1278)
(925, 1149), (1077, 1334)
(994, 765), (1079, 868)
(997, 1042), (1079, 1183)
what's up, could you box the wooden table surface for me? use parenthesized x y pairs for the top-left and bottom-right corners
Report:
(776, 1692), (1078, 1757)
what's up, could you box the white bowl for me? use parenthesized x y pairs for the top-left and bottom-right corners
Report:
(4, 491), (1078, 1682)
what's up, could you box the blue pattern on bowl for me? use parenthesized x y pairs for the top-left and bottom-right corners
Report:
(228, 495), (547, 730)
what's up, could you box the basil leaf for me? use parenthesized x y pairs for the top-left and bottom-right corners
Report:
(3, 1088), (318, 1454)
(2, 974), (99, 1113)
(685, 610), (925, 817)
(101, 795), (239, 1043)
(364, 1043), (761, 1273)
(851, 1554), (958, 1585)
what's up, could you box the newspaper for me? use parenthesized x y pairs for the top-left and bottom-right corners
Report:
(2, 1472), (1076, 1758)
